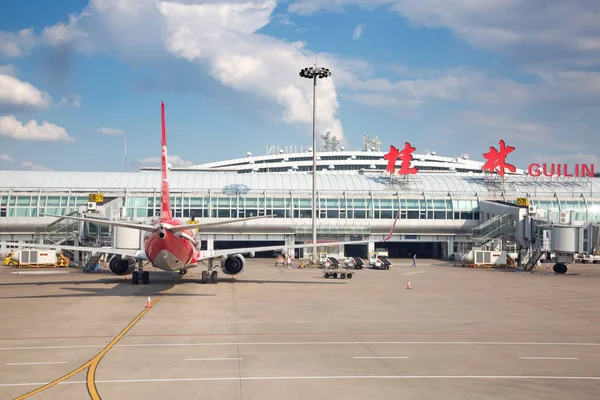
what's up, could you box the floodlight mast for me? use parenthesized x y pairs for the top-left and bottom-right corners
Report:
(299, 65), (332, 264)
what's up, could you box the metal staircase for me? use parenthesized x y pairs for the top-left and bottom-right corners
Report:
(522, 223), (549, 271)
(471, 214), (515, 248)
(34, 211), (81, 245)
(523, 244), (545, 271)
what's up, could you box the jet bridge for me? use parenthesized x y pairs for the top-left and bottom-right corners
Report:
(472, 200), (600, 274)
(522, 222), (600, 274)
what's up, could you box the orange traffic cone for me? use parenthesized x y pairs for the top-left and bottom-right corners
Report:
(407, 281), (411, 289)
(146, 296), (152, 308)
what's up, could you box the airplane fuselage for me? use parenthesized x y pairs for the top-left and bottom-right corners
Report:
(143, 218), (197, 271)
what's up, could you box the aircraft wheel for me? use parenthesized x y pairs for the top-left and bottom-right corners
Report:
(132, 271), (139, 285)
(201, 271), (208, 284)
(211, 271), (218, 284)
(142, 271), (150, 285)
(553, 263), (567, 274)
(347, 273), (353, 279)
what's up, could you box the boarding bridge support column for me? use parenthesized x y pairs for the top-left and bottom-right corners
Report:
(206, 238), (214, 251)
(368, 240), (375, 254)
(447, 237), (454, 259)
(285, 235), (295, 259)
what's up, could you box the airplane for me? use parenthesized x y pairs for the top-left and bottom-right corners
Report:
(0, 102), (373, 285)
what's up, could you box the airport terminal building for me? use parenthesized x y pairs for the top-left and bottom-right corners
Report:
(1, 143), (599, 260)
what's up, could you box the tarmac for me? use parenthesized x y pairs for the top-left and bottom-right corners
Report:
(1, 259), (600, 399)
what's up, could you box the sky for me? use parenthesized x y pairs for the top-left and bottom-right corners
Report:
(0, 0), (599, 172)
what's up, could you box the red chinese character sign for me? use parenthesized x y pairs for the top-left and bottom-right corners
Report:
(383, 142), (418, 175)
(482, 139), (516, 177)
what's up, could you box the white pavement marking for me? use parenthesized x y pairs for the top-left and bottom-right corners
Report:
(405, 271), (424, 276)
(2, 341), (600, 351)
(0, 345), (104, 351)
(10, 271), (70, 275)
(3, 375), (600, 387)
(354, 357), (410, 359)
(5, 361), (68, 366)
(185, 358), (242, 361)
(519, 357), (579, 360)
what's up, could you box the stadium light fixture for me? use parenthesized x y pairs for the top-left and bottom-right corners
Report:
(299, 65), (332, 264)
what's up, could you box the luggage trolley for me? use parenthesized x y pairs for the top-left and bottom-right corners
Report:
(322, 256), (353, 279)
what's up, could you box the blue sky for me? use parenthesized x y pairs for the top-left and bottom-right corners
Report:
(1, 0), (599, 171)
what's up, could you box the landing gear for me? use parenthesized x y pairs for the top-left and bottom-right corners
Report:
(132, 261), (150, 285)
(200, 259), (219, 284)
(553, 263), (568, 274)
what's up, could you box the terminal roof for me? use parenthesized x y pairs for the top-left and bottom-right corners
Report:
(0, 170), (598, 196)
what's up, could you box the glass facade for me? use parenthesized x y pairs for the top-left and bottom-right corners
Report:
(507, 198), (600, 222)
(126, 195), (480, 220)
(0, 194), (90, 217)
(0, 192), (479, 221)
(3, 192), (600, 222)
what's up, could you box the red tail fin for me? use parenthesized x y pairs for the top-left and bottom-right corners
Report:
(160, 102), (172, 221)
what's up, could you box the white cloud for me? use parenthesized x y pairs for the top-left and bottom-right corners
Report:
(71, 94), (82, 107)
(41, 13), (89, 47)
(0, 28), (37, 57)
(0, 14), (89, 58)
(0, 154), (14, 162)
(387, 0), (600, 69)
(6, 0), (347, 143)
(0, 73), (52, 112)
(345, 68), (533, 109)
(0, 115), (74, 142)
(21, 161), (52, 171)
(57, 94), (82, 108)
(530, 153), (599, 167)
(93, 127), (124, 135)
(289, 0), (600, 69)
(138, 154), (194, 168)
(353, 24), (365, 40)
(0, 64), (18, 76)
(5, 0), (599, 154)
(458, 111), (556, 144)
(288, 0), (387, 15)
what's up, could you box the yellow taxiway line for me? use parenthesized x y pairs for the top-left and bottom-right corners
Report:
(15, 282), (175, 399)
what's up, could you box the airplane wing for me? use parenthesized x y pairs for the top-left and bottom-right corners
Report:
(0, 241), (146, 260)
(170, 214), (274, 232)
(198, 239), (372, 260)
(41, 214), (156, 232)
(42, 213), (275, 233)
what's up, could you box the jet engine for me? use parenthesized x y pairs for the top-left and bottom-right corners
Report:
(108, 255), (136, 275)
(221, 254), (245, 275)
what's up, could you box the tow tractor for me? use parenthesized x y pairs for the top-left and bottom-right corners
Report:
(369, 248), (392, 270)
(344, 257), (364, 269)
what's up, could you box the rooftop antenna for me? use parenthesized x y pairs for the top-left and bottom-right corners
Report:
(362, 134), (382, 152)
